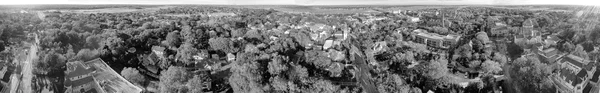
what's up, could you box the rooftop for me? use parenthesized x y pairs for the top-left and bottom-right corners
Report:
(558, 67), (586, 87)
(413, 29), (460, 41)
(151, 46), (165, 52)
(591, 68), (600, 82)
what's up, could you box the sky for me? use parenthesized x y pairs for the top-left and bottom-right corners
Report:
(1, 0), (600, 5)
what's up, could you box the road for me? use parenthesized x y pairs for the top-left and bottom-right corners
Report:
(352, 53), (378, 93)
(8, 34), (38, 93)
(22, 34), (38, 93)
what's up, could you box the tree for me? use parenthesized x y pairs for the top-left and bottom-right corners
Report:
(245, 29), (262, 40)
(304, 50), (332, 68)
(159, 66), (190, 93)
(163, 31), (181, 48)
(187, 75), (208, 93)
(268, 55), (288, 75)
(481, 60), (502, 73)
(176, 42), (198, 64)
(377, 74), (412, 93)
(229, 61), (265, 93)
(102, 35), (126, 55)
(121, 67), (145, 86)
(307, 79), (340, 93)
(422, 58), (449, 79)
(509, 56), (555, 93)
(270, 76), (291, 92)
(573, 44), (589, 59)
(38, 51), (67, 74)
(71, 49), (99, 62)
(208, 37), (236, 53)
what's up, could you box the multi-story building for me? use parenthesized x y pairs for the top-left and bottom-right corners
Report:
(64, 62), (105, 93)
(65, 59), (142, 93)
(411, 29), (461, 49)
(554, 54), (597, 93)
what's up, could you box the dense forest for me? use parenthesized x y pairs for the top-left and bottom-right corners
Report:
(0, 5), (599, 93)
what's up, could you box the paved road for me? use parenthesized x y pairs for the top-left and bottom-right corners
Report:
(11, 34), (38, 93)
(353, 53), (378, 93)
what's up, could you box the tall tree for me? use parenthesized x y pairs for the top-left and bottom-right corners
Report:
(159, 66), (190, 93)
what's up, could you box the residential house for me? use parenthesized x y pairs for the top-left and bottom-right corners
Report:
(227, 53), (236, 62)
(151, 46), (166, 59)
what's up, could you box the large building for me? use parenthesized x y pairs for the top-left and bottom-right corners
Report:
(553, 54), (598, 93)
(65, 59), (143, 93)
(411, 29), (461, 49)
(64, 62), (105, 93)
(518, 19), (540, 39)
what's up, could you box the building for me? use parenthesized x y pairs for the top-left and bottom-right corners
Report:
(84, 59), (142, 93)
(412, 29), (461, 49)
(519, 19), (539, 38)
(65, 59), (143, 93)
(554, 54), (597, 93)
(64, 62), (106, 93)
(151, 46), (166, 59)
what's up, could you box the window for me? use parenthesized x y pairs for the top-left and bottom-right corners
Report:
(443, 41), (452, 47)
(427, 39), (439, 47)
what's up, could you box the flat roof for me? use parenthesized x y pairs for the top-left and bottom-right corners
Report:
(413, 29), (460, 41)
(561, 55), (585, 68)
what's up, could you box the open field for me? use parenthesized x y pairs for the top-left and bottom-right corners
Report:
(60, 6), (173, 14)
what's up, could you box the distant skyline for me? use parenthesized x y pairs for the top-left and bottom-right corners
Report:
(1, 0), (600, 6)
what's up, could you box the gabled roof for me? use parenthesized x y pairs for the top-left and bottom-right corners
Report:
(561, 55), (585, 68)
(574, 70), (587, 86)
(584, 83), (593, 93)
(558, 68), (585, 87)
(591, 68), (600, 82)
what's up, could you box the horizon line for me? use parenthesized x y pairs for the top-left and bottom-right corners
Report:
(0, 4), (594, 6)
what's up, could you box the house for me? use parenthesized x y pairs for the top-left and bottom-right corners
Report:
(323, 40), (334, 50)
(151, 46), (166, 58)
(227, 53), (236, 62)
(332, 31), (347, 41)
(412, 29), (461, 49)
(142, 54), (160, 74)
(544, 35), (560, 46)
(410, 17), (420, 22)
(372, 41), (388, 54)
(327, 50), (345, 61)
